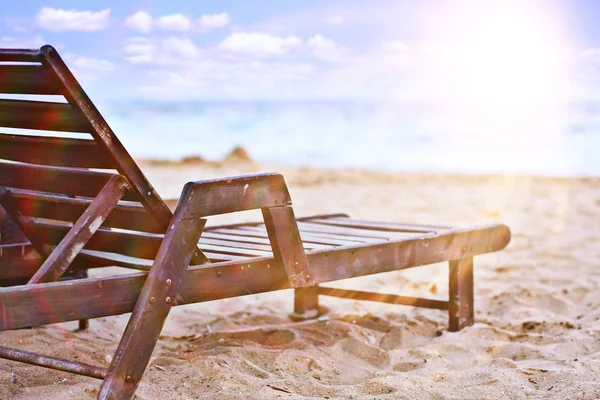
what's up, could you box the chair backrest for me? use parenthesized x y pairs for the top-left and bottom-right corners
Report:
(0, 45), (207, 265)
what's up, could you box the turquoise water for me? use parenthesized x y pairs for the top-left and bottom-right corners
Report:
(104, 101), (600, 176)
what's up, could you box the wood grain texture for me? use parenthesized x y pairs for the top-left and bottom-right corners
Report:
(0, 160), (138, 201)
(8, 189), (163, 233)
(36, 45), (209, 265)
(0, 65), (61, 95)
(182, 173), (291, 218)
(263, 206), (312, 287)
(28, 175), (129, 284)
(0, 134), (115, 169)
(448, 257), (475, 332)
(0, 99), (92, 133)
(99, 185), (206, 399)
(0, 224), (510, 330)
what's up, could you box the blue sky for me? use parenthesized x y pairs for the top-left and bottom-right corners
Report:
(4, 1), (600, 169)
(3, 0), (600, 104)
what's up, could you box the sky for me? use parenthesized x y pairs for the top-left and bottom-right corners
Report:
(3, 0), (600, 104)
(3, 0), (600, 168)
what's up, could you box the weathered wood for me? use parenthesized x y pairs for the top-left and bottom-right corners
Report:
(99, 188), (206, 399)
(0, 99), (93, 132)
(305, 225), (509, 284)
(291, 287), (322, 320)
(310, 217), (448, 233)
(233, 225), (378, 245)
(182, 173), (291, 219)
(37, 45), (208, 265)
(0, 134), (115, 169)
(202, 231), (326, 250)
(448, 257), (474, 332)
(263, 206), (312, 287)
(318, 287), (449, 310)
(200, 236), (306, 252)
(0, 225), (510, 330)
(0, 65), (61, 94)
(0, 48), (41, 62)
(200, 212), (351, 232)
(0, 161), (137, 201)
(28, 175), (129, 284)
(0, 188), (50, 257)
(0, 346), (106, 379)
(198, 243), (270, 257)
(31, 221), (163, 260)
(297, 221), (407, 240)
(8, 189), (163, 233)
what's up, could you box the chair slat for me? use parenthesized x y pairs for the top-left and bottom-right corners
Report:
(213, 226), (371, 245)
(32, 220), (271, 260)
(32, 221), (162, 259)
(296, 221), (405, 240)
(0, 99), (93, 133)
(0, 134), (116, 169)
(7, 189), (163, 233)
(0, 161), (138, 201)
(0, 65), (62, 95)
(310, 217), (448, 233)
(0, 49), (41, 63)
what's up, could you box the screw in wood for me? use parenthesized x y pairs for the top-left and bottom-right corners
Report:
(149, 297), (155, 304)
(165, 296), (171, 304)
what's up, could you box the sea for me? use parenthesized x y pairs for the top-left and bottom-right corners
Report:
(103, 100), (600, 177)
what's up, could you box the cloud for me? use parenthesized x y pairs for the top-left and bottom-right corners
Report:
(123, 37), (156, 63)
(307, 34), (344, 61)
(36, 7), (110, 31)
(71, 56), (116, 72)
(326, 16), (344, 25)
(381, 41), (409, 52)
(199, 13), (230, 29)
(124, 11), (152, 33)
(123, 36), (201, 65)
(1, 36), (45, 48)
(155, 14), (192, 32)
(219, 32), (302, 57)
(162, 37), (199, 59)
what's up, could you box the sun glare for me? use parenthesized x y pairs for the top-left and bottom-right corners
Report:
(424, 1), (572, 109)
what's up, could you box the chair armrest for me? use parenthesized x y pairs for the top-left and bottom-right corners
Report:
(174, 172), (312, 287)
(178, 172), (291, 218)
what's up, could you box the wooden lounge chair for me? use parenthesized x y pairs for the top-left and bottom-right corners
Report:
(0, 45), (511, 399)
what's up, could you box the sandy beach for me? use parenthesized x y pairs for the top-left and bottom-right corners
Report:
(1, 159), (599, 399)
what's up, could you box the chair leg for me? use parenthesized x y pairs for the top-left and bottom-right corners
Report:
(290, 286), (328, 321)
(76, 269), (89, 330)
(448, 257), (474, 332)
(98, 217), (205, 399)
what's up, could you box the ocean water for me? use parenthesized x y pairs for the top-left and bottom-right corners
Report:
(103, 101), (600, 177)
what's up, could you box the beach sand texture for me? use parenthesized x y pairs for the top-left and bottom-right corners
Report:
(0, 161), (599, 399)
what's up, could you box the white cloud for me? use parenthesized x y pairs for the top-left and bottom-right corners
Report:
(123, 37), (156, 63)
(307, 34), (344, 61)
(36, 7), (110, 31)
(381, 41), (409, 52)
(162, 37), (199, 59)
(155, 14), (191, 32)
(125, 11), (152, 33)
(219, 32), (302, 57)
(71, 56), (116, 72)
(1, 36), (45, 48)
(199, 13), (230, 29)
(61, 53), (116, 82)
(123, 36), (201, 65)
(326, 16), (344, 25)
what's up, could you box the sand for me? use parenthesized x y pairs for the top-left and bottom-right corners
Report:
(1, 161), (600, 399)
